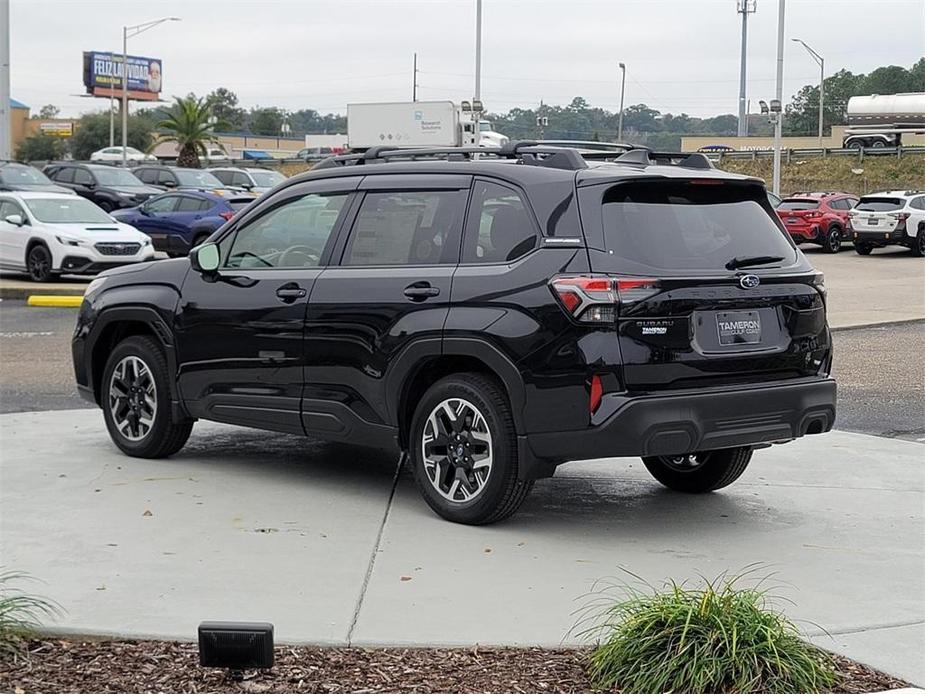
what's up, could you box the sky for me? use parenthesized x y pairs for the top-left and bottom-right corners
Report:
(8, 0), (925, 120)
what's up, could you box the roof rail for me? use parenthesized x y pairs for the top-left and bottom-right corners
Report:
(312, 140), (589, 172)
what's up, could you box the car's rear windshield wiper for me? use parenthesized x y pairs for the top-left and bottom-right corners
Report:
(725, 255), (785, 270)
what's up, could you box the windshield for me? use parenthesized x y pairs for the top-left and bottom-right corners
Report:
(92, 168), (145, 187)
(175, 170), (223, 188)
(249, 171), (286, 187)
(478, 122), (493, 132)
(26, 197), (116, 224)
(855, 198), (904, 212)
(0, 165), (53, 185)
(779, 199), (820, 211)
(597, 181), (795, 274)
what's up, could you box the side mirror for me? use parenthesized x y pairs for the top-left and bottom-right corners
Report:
(163, 180), (177, 188)
(4, 214), (24, 226)
(241, 182), (253, 190)
(190, 242), (220, 274)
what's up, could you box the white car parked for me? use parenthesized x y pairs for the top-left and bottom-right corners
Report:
(0, 192), (155, 282)
(848, 190), (925, 256)
(206, 166), (287, 194)
(90, 146), (157, 163)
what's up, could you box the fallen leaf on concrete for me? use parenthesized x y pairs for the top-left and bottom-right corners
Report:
(142, 510), (153, 517)
(400, 576), (412, 582)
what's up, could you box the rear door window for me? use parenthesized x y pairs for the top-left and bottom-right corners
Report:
(177, 196), (207, 212)
(211, 171), (233, 186)
(855, 198), (904, 212)
(145, 195), (180, 214)
(597, 181), (796, 275)
(342, 190), (466, 266)
(73, 169), (93, 186)
(53, 167), (74, 183)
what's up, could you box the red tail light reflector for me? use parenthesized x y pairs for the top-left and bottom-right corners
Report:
(219, 211), (235, 221)
(589, 374), (603, 414)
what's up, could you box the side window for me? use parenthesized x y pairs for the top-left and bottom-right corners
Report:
(1, 201), (27, 224)
(911, 197), (925, 210)
(145, 195), (179, 214)
(137, 169), (156, 184)
(198, 199), (213, 212)
(53, 168), (74, 183)
(212, 171), (232, 185)
(157, 170), (176, 186)
(341, 189), (466, 266)
(224, 192), (349, 269)
(176, 196), (205, 212)
(462, 180), (538, 263)
(73, 169), (93, 186)
(846, 198), (858, 209)
(232, 172), (251, 187)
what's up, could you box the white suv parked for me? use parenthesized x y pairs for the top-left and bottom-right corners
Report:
(0, 192), (155, 282)
(849, 190), (925, 256)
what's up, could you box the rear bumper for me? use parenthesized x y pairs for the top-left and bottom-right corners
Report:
(523, 377), (836, 473)
(784, 222), (820, 241)
(851, 228), (907, 246)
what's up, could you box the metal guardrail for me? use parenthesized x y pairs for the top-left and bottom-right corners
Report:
(709, 146), (925, 163)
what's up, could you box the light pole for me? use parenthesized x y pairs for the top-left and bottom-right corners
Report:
(0, 0), (11, 160)
(771, 0), (785, 195)
(474, 0), (482, 139)
(737, 0), (757, 137)
(121, 17), (180, 167)
(792, 38), (824, 147)
(617, 62), (626, 141)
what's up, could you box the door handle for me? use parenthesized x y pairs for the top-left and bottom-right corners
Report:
(276, 284), (306, 303)
(404, 282), (440, 300)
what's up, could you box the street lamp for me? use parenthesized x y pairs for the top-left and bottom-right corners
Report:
(617, 62), (626, 142)
(121, 17), (180, 167)
(792, 38), (824, 148)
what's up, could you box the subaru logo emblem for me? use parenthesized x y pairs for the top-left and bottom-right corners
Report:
(740, 274), (760, 289)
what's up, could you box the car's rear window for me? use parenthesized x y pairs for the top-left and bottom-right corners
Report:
(855, 197), (904, 212)
(598, 181), (795, 274)
(778, 199), (820, 210)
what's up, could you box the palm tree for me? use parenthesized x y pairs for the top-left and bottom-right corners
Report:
(154, 95), (226, 168)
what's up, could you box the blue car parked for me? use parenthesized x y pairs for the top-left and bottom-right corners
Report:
(112, 191), (255, 257)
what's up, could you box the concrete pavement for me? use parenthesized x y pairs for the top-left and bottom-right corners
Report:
(1, 410), (922, 683)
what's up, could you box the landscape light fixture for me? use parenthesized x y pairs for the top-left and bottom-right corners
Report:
(792, 37), (825, 147)
(198, 621), (274, 682)
(121, 16), (181, 167)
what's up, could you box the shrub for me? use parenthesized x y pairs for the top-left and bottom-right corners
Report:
(0, 570), (61, 659)
(575, 571), (837, 694)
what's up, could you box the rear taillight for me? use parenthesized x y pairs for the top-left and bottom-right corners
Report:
(550, 275), (660, 322)
(804, 211), (821, 219)
(589, 374), (603, 414)
(219, 211), (235, 221)
(812, 271), (826, 303)
(890, 211), (911, 229)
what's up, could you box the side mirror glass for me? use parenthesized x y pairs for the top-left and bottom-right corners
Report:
(164, 180), (177, 188)
(4, 214), (24, 226)
(191, 242), (220, 273)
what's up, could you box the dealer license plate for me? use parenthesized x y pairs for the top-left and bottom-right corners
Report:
(716, 311), (762, 346)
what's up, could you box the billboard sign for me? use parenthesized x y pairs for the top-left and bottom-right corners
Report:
(82, 51), (162, 101)
(39, 122), (74, 137)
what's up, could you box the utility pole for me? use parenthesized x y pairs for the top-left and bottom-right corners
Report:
(792, 38), (824, 147)
(772, 0), (785, 195)
(617, 62), (626, 141)
(0, 0), (11, 160)
(474, 0), (482, 102)
(737, 0), (756, 137)
(412, 52), (418, 101)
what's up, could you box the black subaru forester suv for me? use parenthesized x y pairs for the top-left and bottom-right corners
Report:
(73, 144), (835, 525)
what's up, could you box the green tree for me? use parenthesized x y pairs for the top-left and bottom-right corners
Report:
(154, 95), (226, 168)
(206, 87), (246, 130)
(35, 104), (60, 119)
(15, 133), (66, 162)
(247, 106), (286, 135)
(69, 112), (154, 160)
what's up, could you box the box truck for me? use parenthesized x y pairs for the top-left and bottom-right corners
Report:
(347, 101), (508, 150)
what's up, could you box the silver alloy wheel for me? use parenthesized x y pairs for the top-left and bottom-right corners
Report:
(108, 356), (157, 442)
(421, 397), (493, 503)
(659, 453), (711, 472)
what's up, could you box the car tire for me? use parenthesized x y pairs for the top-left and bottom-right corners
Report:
(642, 447), (753, 493)
(410, 372), (533, 525)
(854, 243), (873, 255)
(192, 232), (211, 249)
(912, 229), (925, 258)
(871, 140), (887, 149)
(847, 140), (864, 150)
(101, 335), (193, 459)
(821, 225), (842, 253)
(26, 243), (55, 282)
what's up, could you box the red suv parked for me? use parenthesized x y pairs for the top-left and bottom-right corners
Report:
(776, 192), (858, 253)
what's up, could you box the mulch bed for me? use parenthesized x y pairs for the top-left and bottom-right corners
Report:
(0, 639), (914, 693)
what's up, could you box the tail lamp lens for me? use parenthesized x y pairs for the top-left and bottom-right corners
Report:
(550, 276), (660, 322)
(220, 211), (235, 221)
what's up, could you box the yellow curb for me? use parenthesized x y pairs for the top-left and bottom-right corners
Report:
(26, 295), (84, 308)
